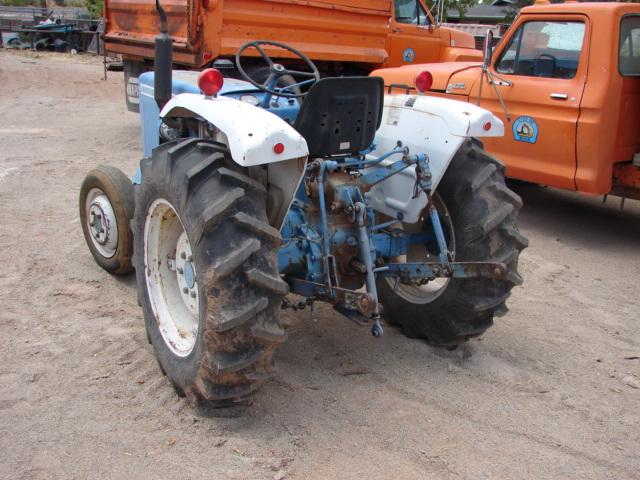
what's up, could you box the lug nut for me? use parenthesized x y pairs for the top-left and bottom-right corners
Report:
(187, 255), (193, 262)
(182, 287), (188, 294)
(190, 291), (196, 298)
(177, 267), (184, 274)
(180, 252), (186, 259)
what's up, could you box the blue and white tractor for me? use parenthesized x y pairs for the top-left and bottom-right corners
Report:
(79, 4), (527, 406)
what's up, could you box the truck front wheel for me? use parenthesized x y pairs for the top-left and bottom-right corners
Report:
(377, 139), (528, 346)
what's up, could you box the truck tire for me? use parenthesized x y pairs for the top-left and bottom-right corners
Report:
(79, 165), (135, 275)
(377, 139), (528, 346)
(133, 139), (288, 406)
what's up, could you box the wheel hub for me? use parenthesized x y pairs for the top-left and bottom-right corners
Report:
(144, 199), (199, 357)
(89, 205), (106, 243)
(385, 193), (455, 304)
(175, 232), (199, 316)
(183, 261), (196, 289)
(85, 188), (118, 258)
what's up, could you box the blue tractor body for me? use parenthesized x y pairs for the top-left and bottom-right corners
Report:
(78, 30), (526, 405)
(136, 69), (445, 321)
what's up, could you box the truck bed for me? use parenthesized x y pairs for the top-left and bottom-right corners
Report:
(104, 0), (391, 66)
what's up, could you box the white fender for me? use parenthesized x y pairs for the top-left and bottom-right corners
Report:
(366, 94), (504, 224)
(160, 94), (309, 166)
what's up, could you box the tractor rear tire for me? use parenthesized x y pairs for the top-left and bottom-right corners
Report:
(79, 165), (135, 275)
(377, 139), (528, 346)
(133, 139), (288, 406)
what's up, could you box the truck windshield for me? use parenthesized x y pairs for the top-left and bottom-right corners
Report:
(619, 16), (640, 76)
(394, 0), (429, 25)
(496, 20), (585, 79)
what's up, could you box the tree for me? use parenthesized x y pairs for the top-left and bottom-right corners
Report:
(504, 0), (533, 22)
(1, 0), (37, 6)
(427, 0), (477, 21)
(84, 0), (102, 18)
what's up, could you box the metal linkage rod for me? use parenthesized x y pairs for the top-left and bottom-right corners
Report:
(354, 202), (383, 337)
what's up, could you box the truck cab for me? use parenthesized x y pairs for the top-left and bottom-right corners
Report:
(373, 2), (640, 199)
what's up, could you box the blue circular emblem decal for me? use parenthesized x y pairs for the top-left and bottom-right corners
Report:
(402, 47), (415, 63)
(512, 116), (539, 144)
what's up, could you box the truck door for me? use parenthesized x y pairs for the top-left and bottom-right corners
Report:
(477, 16), (589, 190)
(387, 0), (442, 67)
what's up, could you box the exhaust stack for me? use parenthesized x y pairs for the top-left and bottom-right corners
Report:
(154, 0), (172, 110)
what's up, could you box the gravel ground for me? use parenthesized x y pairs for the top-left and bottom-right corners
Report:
(1, 50), (639, 480)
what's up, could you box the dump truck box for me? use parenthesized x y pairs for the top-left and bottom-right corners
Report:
(104, 0), (481, 68)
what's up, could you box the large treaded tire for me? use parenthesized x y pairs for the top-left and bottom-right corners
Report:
(377, 139), (528, 346)
(133, 139), (288, 406)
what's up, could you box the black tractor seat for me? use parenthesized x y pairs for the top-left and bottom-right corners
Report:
(293, 76), (384, 158)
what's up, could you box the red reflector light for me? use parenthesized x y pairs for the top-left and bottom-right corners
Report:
(273, 143), (285, 154)
(198, 68), (224, 97)
(483, 121), (492, 131)
(414, 71), (433, 93)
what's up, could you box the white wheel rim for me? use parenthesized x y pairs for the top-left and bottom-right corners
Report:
(85, 188), (118, 259)
(386, 194), (455, 304)
(144, 199), (199, 357)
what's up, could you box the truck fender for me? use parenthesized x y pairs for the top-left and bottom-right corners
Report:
(366, 94), (503, 224)
(160, 93), (309, 166)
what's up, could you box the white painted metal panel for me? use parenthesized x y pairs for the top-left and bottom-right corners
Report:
(366, 94), (503, 223)
(160, 94), (309, 166)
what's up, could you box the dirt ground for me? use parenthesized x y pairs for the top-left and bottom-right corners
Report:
(1, 50), (639, 480)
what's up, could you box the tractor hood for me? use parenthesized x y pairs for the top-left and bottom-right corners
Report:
(372, 62), (482, 97)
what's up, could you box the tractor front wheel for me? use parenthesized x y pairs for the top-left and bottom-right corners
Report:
(133, 139), (288, 405)
(79, 165), (135, 275)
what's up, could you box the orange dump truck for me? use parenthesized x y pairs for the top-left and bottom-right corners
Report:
(104, 0), (482, 109)
(373, 1), (640, 201)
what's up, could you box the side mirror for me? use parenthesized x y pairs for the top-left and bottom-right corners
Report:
(483, 29), (494, 69)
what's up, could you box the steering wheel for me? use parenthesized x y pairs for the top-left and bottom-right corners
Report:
(235, 40), (320, 98)
(534, 53), (556, 77)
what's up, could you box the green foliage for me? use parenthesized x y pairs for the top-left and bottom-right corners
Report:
(427, 0), (477, 20)
(1, 0), (38, 6)
(83, 0), (102, 18)
(504, 0), (533, 22)
(0, 0), (97, 9)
